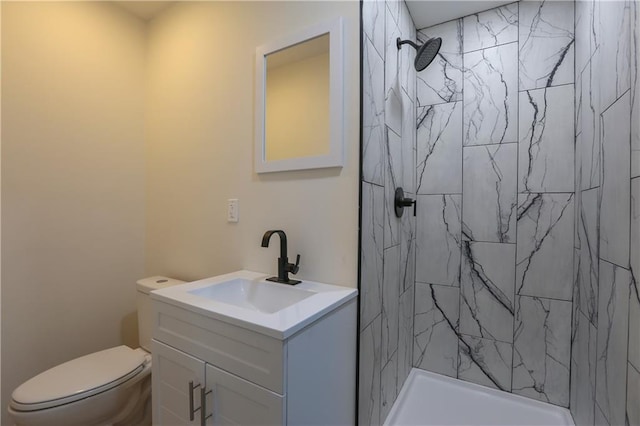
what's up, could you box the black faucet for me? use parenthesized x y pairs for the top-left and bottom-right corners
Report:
(261, 230), (301, 285)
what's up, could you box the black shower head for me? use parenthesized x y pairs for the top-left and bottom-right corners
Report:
(397, 37), (442, 71)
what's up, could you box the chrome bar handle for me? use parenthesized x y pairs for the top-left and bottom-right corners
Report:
(188, 381), (201, 421)
(200, 386), (213, 425)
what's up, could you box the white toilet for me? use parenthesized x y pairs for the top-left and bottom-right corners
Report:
(8, 276), (185, 426)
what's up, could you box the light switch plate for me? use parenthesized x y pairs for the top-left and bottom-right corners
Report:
(227, 199), (239, 222)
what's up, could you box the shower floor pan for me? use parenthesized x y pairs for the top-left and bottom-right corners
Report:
(384, 369), (574, 426)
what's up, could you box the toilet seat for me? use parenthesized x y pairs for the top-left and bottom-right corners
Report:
(11, 346), (147, 412)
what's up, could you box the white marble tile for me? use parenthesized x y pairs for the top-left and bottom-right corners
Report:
(462, 144), (517, 243)
(359, 316), (381, 426)
(386, 0), (400, 28)
(416, 102), (462, 194)
(519, 0), (575, 90)
(595, 403), (609, 426)
(597, 0), (631, 111)
(400, 90), (416, 194)
(385, 89), (403, 141)
(400, 225), (415, 294)
(596, 260), (631, 426)
(575, 0), (594, 75)
(384, 128), (402, 249)
(413, 283), (460, 377)
(382, 245), (400, 364)
(574, 140), (583, 250)
(629, 276), (640, 371)
(579, 60), (601, 190)
(572, 248), (581, 345)
(588, 0), (599, 56)
(416, 20), (463, 107)
(361, 183), (385, 330)
(401, 212), (415, 270)
(399, 2), (416, 101)
(575, 66), (583, 146)
(380, 351), (398, 423)
(362, 0), (385, 59)
(385, 8), (403, 136)
(516, 193), (574, 301)
(632, 0), (640, 178)
(458, 335), (513, 391)
(363, 38), (386, 186)
(628, 363), (640, 426)
(463, 3), (518, 53)
(577, 188), (600, 325)
(600, 92), (631, 268)
(630, 179), (640, 369)
(463, 43), (518, 146)
(415, 194), (462, 287)
(512, 296), (572, 406)
(460, 241), (516, 343)
(569, 357), (578, 422)
(571, 310), (597, 426)
(518, 85), (575, 193)
(397, 286), (414, 388)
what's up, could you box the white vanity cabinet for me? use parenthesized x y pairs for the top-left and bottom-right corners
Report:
(151, 294), (357, 426)
(153, 340), (284, 425)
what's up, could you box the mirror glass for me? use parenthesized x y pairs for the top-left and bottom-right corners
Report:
(255, 18), (343, 173)
(265, 34), (330, 162)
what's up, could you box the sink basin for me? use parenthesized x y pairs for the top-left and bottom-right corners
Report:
(151, 270), (358, 338)
(188, 278), (316, 314)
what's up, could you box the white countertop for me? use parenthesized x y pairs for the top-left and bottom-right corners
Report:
(150, 270), (358, 339)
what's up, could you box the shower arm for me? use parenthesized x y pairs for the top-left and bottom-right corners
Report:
(396, 38), (420, 51)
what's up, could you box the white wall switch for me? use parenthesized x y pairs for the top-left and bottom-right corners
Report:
(227, 199), (239, 222)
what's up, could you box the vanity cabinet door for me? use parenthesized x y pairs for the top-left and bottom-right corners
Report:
(204, 363), (285, 425)
(152, 340), (206, 426)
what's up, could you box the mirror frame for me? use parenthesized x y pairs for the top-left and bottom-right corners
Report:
(255, 17), (344, 173)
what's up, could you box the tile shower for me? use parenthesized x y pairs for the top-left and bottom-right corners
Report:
(359, 0), (639, 425)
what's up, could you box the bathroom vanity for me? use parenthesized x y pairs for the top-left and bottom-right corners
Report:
(150, 270), (357, 425)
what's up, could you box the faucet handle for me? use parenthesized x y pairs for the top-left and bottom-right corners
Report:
(289, 254), (301, 275)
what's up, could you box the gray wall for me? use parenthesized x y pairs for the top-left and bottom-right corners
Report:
(570, 1), (639, 425)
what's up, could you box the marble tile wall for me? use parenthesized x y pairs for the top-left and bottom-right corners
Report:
(570, 1), (639, 426)
(412, 0), (575, 408)
(361, 0), (638, 423)
(360, 0), (416, 424)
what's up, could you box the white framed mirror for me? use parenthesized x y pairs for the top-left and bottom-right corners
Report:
(255, 17), (344, 173)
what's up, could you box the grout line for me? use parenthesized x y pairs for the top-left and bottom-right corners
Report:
(460, 239), (517, 245)
(363, 180), (385, 189)
(463, 39), (519, 56)
(415, 281), (460, 288)
(517, 81), (575, 93)
(458, 331), (514, 347)
(599, 257), (632, 272)
(600, 87), (632, 116)
(360, 311), (383, 335)
(569, 0), (578, 412)
(516, 293), (575, 305)
(516, 191), (578, 195)
(623, 1), (637, 418)
(416, 192), (463, 196)
(462, 141), (519, 148)
(458, 14), (465, 381)
(365, 30), (385, 63)
(417, 99), (463, 109)
(511, 0), (520, 395)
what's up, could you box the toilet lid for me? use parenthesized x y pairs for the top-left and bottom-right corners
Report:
(11, 346), (146, 411)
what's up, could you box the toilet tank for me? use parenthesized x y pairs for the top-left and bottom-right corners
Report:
(136, 276), (186, 351)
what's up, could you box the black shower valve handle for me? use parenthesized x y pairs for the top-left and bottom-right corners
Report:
(394, 187), (417, 218)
